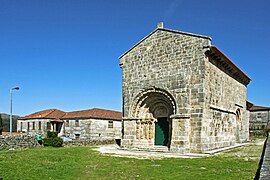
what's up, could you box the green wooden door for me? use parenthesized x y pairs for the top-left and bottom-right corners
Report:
(155, 118), (169, 146)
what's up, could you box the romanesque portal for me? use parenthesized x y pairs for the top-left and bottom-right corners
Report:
(131, 88), (175, 146)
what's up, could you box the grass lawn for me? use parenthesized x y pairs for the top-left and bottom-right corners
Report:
(0, 140), (264, 180)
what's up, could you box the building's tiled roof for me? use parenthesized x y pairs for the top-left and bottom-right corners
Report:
(206, 46), (251, 86)
(1, 132), (21, 136)
(249, 105), (270, 112)
(62, 108), (122, 121)
(18, 109), (66, 120)
(19, 108), (122, 121)
(246, 101), (254, 110)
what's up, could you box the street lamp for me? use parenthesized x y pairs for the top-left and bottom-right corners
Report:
(10, 87), (19, 136)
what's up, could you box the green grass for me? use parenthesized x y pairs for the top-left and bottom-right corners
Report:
(0, 141), (264, 180)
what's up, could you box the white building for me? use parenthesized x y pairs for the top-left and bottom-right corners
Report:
(17, 108), (122, 140)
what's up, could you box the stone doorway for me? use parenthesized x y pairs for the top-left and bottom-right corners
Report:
(155, 117), (169, 146)
(130, 87), (176, 148)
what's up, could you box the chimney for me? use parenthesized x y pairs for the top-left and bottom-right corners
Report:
(157, 22), (164, 29)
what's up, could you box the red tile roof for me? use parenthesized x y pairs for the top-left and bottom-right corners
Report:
(1, 132), (21, 136)
(207, 46), (251, 86)
(246, 101), (254, 110)
(19, 108), (122, 121)
(249, 105), (270, 112)
(18, 109), (66, 120)
(211, 46), (251, 81)
(62, 108), (122, 121)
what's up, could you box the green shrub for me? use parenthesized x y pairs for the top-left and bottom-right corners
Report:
(43, 137), (63, 147)
(43, 138), (52, 147)
(46, 131), (58, 138)
(51, 137), (63, 147)
(44, 131), (63, 147)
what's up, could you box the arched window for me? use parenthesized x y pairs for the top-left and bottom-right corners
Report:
(236, 109), (241, 122)
(235, 109), (241, 142)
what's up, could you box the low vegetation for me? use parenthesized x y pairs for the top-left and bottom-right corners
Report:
(0, 139), (264, 179)
(43, 131), (63, 147)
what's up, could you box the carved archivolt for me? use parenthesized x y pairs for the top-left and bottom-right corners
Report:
(130, 87), (176, 118)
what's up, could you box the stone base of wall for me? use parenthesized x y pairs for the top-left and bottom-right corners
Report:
(63, 139), (116, 146)
(0, 135), (41, 151)
(250, 130), (267, 137)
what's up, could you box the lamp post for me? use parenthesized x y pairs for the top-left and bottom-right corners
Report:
(10, 87), (19, 136)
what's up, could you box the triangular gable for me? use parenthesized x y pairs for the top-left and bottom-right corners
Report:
(119, 27), (211, 59)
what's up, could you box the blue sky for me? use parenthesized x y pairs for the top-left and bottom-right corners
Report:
(0, 0), (269, 116)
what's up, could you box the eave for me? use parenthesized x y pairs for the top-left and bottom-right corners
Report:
(206, 46), (251, 86)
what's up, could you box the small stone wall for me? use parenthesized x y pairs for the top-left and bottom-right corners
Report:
(258, 133), (270, 179)
(250, 111), (269, 137)
(0, 135), (40, 151)
(63, 139), (117, 146)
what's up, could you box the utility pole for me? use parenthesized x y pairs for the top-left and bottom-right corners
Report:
(10, 87), (19, 136)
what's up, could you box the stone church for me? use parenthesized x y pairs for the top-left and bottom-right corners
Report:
(119, 23), (251, 153)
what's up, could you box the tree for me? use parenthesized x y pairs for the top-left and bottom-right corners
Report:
(0, 114), (3, 135)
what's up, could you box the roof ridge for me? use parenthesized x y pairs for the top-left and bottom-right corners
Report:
(35, 109), (56, 117)
(65, 108), (93, 113)
(18, 108), (61, 120)
(44, 109), (57, 118)
(253, 105), (270, 109)
(91, 108), (121, 112)
(47, 109), (67, 119)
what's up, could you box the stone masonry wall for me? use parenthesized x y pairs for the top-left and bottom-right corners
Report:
(120, 28), (211, 151)
(259, 133), (270, 179)
(201, 58), (249, 151)
(18, 119), (122, 141)
(63, 139), (116, 147)
(64, 119), (122, 140)
(17, 119), (51, 136)
(250, 111), (269, 136)
(121, 29), (210, 117)
(0, 135), (40, 151)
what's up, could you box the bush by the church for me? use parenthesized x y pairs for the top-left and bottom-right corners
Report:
(43, 131), (63, 147)
(46, 131), (58, 138)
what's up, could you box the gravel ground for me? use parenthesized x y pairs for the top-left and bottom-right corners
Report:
(95, 138), (265, 159)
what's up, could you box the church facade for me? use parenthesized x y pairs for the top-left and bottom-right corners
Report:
(119, 23), (251, 153)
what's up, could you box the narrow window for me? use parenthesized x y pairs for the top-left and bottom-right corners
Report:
(236, 109), (241, 122)
(38, 122), (41, 130)
(47, 122), (51, 130)
(75, 120), (79, 127)
(75, 134), (80, 139)
(27, 122), (30, 131)
(108, 120), (113, 128)
(66, 120), (69, 127)
(20, 122), (23, 132)
(32, 122), (35, 130)
(236, 109), (241, 131)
